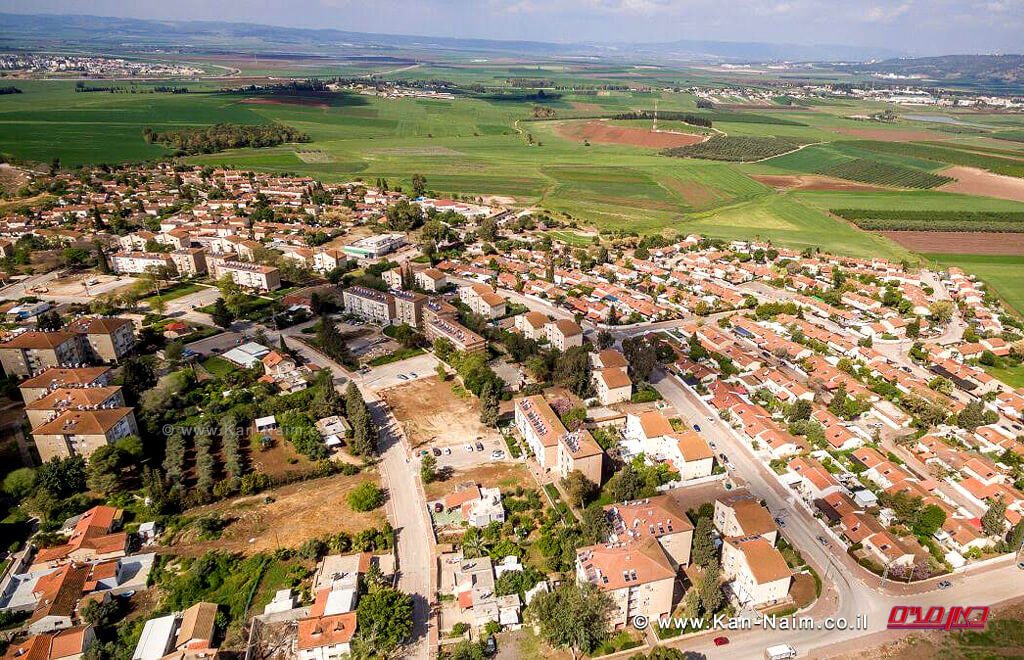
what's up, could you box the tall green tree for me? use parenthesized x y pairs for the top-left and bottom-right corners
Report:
(354, 587), (414, 656)
(211, 297), (235, 329)
(528, 581), (614, 659)
(692, 515), (716, 568)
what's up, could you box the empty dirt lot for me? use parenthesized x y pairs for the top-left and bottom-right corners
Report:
(554, 119), (707, 148)
(381, 376), (501, 452)
(165, 471), (387, 556)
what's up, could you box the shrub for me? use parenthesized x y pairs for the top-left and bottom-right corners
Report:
(348, 482), (385, 512)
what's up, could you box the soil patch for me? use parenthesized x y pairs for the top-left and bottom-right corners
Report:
(751, 174), (888, 192)
(879, 230), (1024, 255)
(163, 472), (386, 556)
(663, 178), (725, 209)
(832, 127), (950, 141)
(424, 463), (534, 500)
(241, 96), (330, 109)
(554, 119), (706, 148)
(0, 164), (29, 193)
(381, 376), (500, 451)
(569, 101), (604, 113)
(938, 166), (1024, 203)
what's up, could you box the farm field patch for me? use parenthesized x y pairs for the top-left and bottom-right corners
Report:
(880, 231), (1024, 255)
(552, 119), (706, 148)
(751, 174), (887, 191)
(681, 194), (910, 260)
(937, 166), (1024, 202)
(831, 127), (951, 141)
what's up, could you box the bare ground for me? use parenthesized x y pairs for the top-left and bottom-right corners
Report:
(938, 166), (1024, 203)
(380, 376), (500, 451)
(554, 119), (707, 148)
(752, 174), (889, 192)
(879, 231), (1024, 255)
(162, 471), (386, 556)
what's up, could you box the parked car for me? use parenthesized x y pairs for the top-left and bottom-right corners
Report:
(709, 441), (717, 449)
(397, 374), (409, 381)
(817, 536), (830, 546)
(713, 637), (730, 647)
(433, 502), (443, 513)
(718, 453), (728, 462)
(476, 442), (485, 452)
(491, 450), (505, 459)
(432, 447), (441, 457)
(693, 424), (702, 432)
(774, 517), (787, 528)
(409, 372), (417, 378)
(465, 444), (474, 452)
(938, 580), (952, 590)
(484, 636), (497, 656)
(1017, 561), (1024, 570)
(443, 447), (452, 455)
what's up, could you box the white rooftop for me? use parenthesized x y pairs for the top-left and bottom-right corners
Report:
(132, 613), (177, 660)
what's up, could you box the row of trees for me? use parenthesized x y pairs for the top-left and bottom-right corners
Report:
(142, 122), (310, 155)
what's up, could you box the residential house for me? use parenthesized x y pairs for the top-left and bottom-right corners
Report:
(720, 535), (792, 608)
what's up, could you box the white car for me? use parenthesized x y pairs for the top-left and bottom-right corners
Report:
(465, 444), (474, 452)
(491, 450), (505, 459)
(443, 447), (452, 455)
(397, 374), (408, 381)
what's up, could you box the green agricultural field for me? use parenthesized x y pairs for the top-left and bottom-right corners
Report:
(680, 194), (912, 260)
(795, 189), (1024, 213)
(4, 77), (1024, 294)
(816, 158), (952, 188)
(923, 253), (1024, 315)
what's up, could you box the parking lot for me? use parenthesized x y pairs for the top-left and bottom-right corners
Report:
(360, 352), (440, 391)
(185, 331), (247, 357)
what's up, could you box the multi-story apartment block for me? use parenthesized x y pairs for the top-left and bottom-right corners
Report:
(546, 319), (583, 351)
(392, 290), (426, 329)
(32, 408), (139, 462)
(0, 332), (85, 377)
(342, 286), (395, 324)
(460, 284), (506, 320)
(424, 316), (486, 353)
(18, 366), (112, 403)
(170, 247), (207, 276)
(109, 252), (174, 275)
(211, 260), (281, 291)
(576, 539), (675, 629)
(514, 395), (603, 485)
(415, 267), (447, 292)
(66, 317), (135, 363)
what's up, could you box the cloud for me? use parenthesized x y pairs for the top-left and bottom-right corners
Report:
(865, 1), (913, 22)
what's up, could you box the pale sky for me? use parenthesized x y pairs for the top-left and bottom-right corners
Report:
(1, 0), (1022, 55)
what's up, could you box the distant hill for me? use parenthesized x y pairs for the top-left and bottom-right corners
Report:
(0, 12), (901, 63)
(838, 54), (1024, 88)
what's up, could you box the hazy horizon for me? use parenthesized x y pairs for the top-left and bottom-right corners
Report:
(0, 1), (1022, 56)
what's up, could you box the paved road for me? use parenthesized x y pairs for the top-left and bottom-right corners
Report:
(651, 370), (1024, 658)
(0, 271), (61, 300)
(275, 331), (436, 659)
(370, 394), (436, 660)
